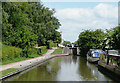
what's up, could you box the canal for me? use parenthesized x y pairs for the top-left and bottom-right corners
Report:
(5, 55), (113, 81)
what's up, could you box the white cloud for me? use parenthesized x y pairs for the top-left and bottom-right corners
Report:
(54, 3), (118, 42)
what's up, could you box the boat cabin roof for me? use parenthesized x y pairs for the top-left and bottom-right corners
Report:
(90, 49), (102, 51)
(108, 50), (118, 54)
(107, 50), (120, 58)
(108, 54), (120, 58)
(89, 49), (103, 53)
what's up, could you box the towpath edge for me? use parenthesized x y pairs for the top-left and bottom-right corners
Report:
(0, 47), (68, 80)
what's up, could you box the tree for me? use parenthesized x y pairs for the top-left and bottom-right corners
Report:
(102, 26), (120, 50)
(63, 41), (71, 46)
(77, 29), (105, 57)
(2, 2), (61, 57)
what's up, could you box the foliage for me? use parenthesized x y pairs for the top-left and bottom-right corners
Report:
(2, 2), (61, 57)
(0, 42), (2, 59)
(102, 26), (120, 50)
(2, 44), (22, 61)
(111, 26), (120, 49)
(1, 44), (47, 65)
(77, 29), (105, 56)
(46, 40), (57, 49)
(77, 26), (120, 57)
(63, 41), (71, 46)
(74, 41), (78, 45)
(27, 46), (47, 58)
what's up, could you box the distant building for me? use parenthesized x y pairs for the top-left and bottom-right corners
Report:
(58, 39), (65, 48)
(61, 39), (64, 44)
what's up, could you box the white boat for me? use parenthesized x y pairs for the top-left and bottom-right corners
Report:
(87, 49), (104, 63)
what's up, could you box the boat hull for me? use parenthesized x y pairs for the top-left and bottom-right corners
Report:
(87, 56), (99, 63)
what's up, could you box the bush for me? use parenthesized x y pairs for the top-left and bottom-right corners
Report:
(27, 46), (47, 58)
(41, 46), (47, 51)
(41, 46), (47, 54)
(1, 44), (48, 65)
(27, 47), (39, 55)
(47, 40), (57, 49)
(2, 44), (48, 61)
(2, 45), (22, 61)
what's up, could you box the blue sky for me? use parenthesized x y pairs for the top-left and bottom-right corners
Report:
(42, 2), (118, 43)
(43, 2), (117, 9)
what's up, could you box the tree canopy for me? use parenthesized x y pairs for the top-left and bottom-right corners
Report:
(77, 26), (120, 57)
(63, 41), (71, 46)
(101, 26), (120, 50)
(77, 29), (105, 56)
(2, 2), (61, 57)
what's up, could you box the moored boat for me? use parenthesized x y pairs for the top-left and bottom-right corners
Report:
(87, 49), (104, 63)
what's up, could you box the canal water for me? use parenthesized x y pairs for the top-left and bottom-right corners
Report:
(5, 55), (113, 81)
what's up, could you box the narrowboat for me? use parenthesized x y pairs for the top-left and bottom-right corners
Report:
(98, 50), (120, 79)
(87, 49), (104, 63)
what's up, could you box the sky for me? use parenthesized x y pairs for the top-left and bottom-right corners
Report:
(42, 1), (118, 43)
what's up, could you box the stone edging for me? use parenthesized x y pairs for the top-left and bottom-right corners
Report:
(0, 54), (68, 80)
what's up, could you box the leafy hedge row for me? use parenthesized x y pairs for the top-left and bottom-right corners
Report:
(2, 44), (47, 61)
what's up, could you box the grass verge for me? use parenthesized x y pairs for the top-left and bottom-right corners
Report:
(1, 47), (48, 65)
(51, 48), (63, 55)
(0, 68), (19, 77)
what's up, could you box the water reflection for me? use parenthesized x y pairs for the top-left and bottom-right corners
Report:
(78, 57), (95, 81)
(72, 55), (77, 64)
(57, 55), (81, 81)
(86, 61), (111, 81)
(5, 55), (112, 81)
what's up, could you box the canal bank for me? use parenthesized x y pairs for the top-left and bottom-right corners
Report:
(3, 55), (113, 81)
(1, 47), (118, 82)
(0, 47), (68, 80)
(98, 64), (120, 81)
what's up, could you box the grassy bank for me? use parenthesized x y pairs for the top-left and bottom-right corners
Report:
(1, 44), (48, 65)
(51, 48), (63, 55)
(0, 68), (19, 77)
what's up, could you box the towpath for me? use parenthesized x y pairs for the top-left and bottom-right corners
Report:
(0, 47), (57, 71)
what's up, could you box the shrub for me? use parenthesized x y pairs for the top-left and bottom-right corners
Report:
(1, 43), (48, 64)
(41, 46), (47, 54)
(47, 40), (57, 49)
(2, 45), (22, 61)
(27, 46), (47, 58)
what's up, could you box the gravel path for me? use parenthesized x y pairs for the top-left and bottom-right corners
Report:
(0, 47), (57, 71)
